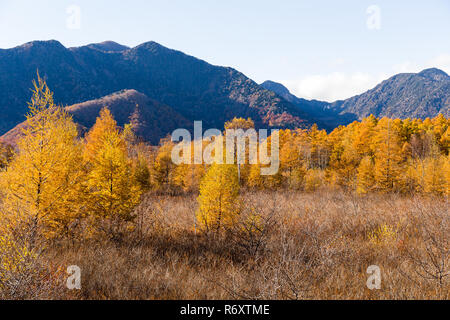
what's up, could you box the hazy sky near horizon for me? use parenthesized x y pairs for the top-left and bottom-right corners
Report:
(1, 0), (449, 102)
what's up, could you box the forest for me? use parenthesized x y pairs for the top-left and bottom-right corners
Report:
(0, 76), (448, 299)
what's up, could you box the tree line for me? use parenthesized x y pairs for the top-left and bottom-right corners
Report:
(152, 113), (449, 197)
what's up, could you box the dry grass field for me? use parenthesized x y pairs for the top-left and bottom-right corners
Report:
(28, 190), (447, 300)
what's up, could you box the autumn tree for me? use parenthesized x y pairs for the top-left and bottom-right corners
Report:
(304, 168), (325, 192)
(420, 140), (448, 195)
(152, 137), (178, 193)
(0, 142), (13, 170)
(328, 124), (360, 188)
(0, 74), (84, 238)
(250, 132), (283, 190)
(197, 164), (240, 232)
(373, 118), (404, 192)
(174, 162), (205, 193)
(444, 154), (450, 196)
(306, 124), (330, 169)
(133, 152), (151, 191)
(121, 123), (152, 192)
(224, 117), (256, 183)
(83, 107), (142, 237)
(279, 130), (305, 189)
(356, 156), (375, 194)
(247, 164), (264, 189)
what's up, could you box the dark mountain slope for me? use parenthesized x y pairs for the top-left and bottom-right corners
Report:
(262, 68), (449, 126)
(330, 68), (450, 119)
(67, 89), (191, 144)
(1, 90), (191, 146)
(0, 40), (313, 137)
(260, 81), (357, 129)
(1, 40), (447, 142)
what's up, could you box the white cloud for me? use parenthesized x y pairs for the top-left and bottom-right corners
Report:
(282, 54), (450, 102)
(283, 72), (386, 102)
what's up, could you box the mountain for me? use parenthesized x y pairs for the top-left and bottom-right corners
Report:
(67, 90), (192, 144)
(83, 41), (130, 53)
(1, 90), (192, 146)
(330, 68), (450, 119)
(260, 81), (357, 128)
(260, 81), (299, 104)
(1, 40), (448, 144)
(261, 68), (450, 124)
(0, 40), (315, 139)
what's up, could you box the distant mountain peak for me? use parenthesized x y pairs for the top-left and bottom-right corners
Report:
(261, 81), (291, 96)
(14, 39), (66, 51)
(331, 67), (450, 119)
(133, 41), (174, 55)
(418, 68), (449, 81)
(260, 81), (296, 103)
(84, 41), (130, 53)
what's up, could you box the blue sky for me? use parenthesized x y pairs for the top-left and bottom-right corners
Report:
(1, 0), (449, 101)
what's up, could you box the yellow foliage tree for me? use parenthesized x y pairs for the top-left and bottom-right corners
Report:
(0, 74), (84, 238)
(444, 154), (450, 196)
(304, 168), (325, 192)
(373, 118), (404, 192)
(174, 163), (205, 193)
(422, 155), (447, 195)
(197, 164), (240, 232)
(83, 108), (142, 236)
(247, 164), (264, 189)
(0, 142), (13, 170)
(356, 156), (375, 194)
(133, 152), (151, 192)
(224, 117), (255, 131)
(152, 137), (178, 193)
(280, 132), (304, 188)
(224, 117), (256, 183)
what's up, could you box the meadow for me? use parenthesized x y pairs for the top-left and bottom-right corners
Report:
(3, 190), (446, 300)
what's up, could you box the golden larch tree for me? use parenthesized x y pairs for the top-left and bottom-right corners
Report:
(197, 164), (240, 232)
(0, 74), (84, 238)
(356, 156), (375, 194)
(373, 118), (404, 192)
(83, 107), (142, 236)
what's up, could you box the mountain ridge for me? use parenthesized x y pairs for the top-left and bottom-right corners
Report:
(0, 40), (315, 137)
(262, 68), (449, 122)
(0, 89), (192, 146)
(0, 40), (448, 145)
(330, 68), (449, 119)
